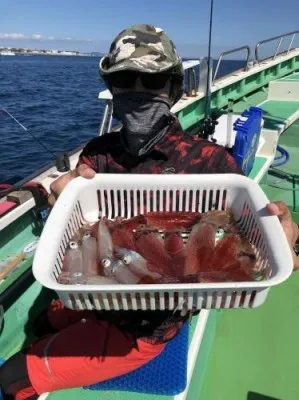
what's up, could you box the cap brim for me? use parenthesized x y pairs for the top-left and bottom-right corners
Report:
(99, 55), (174, 76)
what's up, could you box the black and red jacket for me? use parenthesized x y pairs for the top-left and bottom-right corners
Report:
(77, 119), (242, 345)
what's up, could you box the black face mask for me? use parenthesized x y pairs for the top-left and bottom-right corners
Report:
(113, 92), (174, 157)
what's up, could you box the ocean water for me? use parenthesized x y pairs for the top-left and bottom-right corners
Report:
(0, 55), (245, 184)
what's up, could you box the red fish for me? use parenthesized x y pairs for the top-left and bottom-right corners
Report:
(90, 222), (99, 238)
(121, 215), (147, 230)
(238, 255), (256, 275)
(209, 233), (241, 270)
(223, 261), (253, 281)
(164, 232), (185, 255)
(135, 231), (172, 276)
(145, 211), (201, 231)
(197, 223), (216, 271)
(70, 227), (87, 242)
(111, 225), (136, 251)
(239, 236), (255, 254)
(164, 232), (186, 277)
(199, 250), (255, 283)
(199, 268), (252, 283)
(184, 222), (216, 276)
(201, 209), (234, 229)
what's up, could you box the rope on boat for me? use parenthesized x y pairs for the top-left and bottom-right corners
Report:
(272, 145), (290, 167)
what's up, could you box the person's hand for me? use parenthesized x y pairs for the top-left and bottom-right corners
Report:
(48, 163), (96, 207)
(266, 201), (299, 270)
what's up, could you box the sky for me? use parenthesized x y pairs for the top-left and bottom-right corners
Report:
(1, 0), (299, 58)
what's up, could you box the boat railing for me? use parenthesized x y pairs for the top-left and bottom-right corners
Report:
(255, 30), (299, 63)
(182, 59), (201, 96)
(98, 89), (113, 136)
(213, 45), (251, 82)
(98, 32), (299, 135)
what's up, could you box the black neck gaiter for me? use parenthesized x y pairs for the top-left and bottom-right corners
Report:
(113, 92), (174, 157)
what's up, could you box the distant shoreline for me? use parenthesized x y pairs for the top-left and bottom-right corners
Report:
(1, 53), (246, 62)
(0, 48), (103, 57)
(0, 53), (99, 57)
(0, 48), (247, 61)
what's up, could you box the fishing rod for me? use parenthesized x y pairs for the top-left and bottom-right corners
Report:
(198, 0), (218, 139)
(1, 108), (70, 172)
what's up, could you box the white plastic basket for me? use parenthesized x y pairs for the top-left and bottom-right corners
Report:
(33, 174), (293, 311)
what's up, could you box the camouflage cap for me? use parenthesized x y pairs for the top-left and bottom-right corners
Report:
(99, 24), (184, 76)
(99, 24), (184, 104)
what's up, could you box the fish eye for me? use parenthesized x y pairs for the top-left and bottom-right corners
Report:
(101, 258), (112, 268)
(122, 256), (130, 265)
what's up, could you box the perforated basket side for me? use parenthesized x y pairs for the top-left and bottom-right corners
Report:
(228, 178), (293, 285)
(51, 201), (86, 280)
(95, 178), (232, 218)
(33, 173), (293, 312)
(57, 286), (270, 311)
(93, 174), (292, 284)
(97, 186), (229, 218)
(33, 177), (97, 288)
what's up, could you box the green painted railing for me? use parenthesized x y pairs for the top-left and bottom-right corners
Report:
(177, 55), (299, 131)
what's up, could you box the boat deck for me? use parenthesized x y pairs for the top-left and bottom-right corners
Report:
(278, 72), (299, 82)
(200, 73), (299, 400)
(200, 271), (299, 400)
(261, 119), (299, 220)
(261, 100), (299, 131)
(233, 77), (299, 221)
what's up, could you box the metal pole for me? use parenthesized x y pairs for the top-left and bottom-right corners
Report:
(107, 102), (113, 133)
(287, 33), (296, 54)
(213, 54), (223, 82)
(204, 0), (214, 120)
(99, 102), (109, 136)
(273, 37), (283, 59)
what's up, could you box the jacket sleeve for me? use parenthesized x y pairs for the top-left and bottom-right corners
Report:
(77, 153), (98, 171)
(76, 137), (102, 172)
(207, 145), (244, 175)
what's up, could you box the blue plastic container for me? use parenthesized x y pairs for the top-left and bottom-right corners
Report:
(232, 106), (263, 176)
(0, 358), (4, 400)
